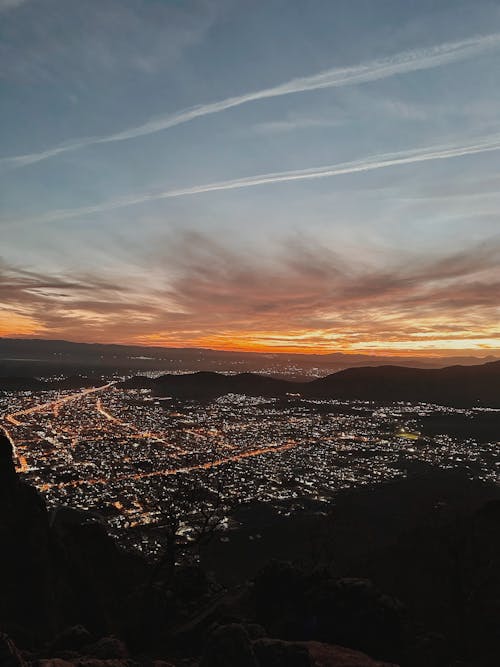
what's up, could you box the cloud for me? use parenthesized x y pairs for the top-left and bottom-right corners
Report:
(0, 258), (181, 341)
(253, 112), (345, 134)
(6, 131), (500, 226)
(0, 0), (30, 12)
(0, 0), (218, 83)
(2, 232), (499, 352)
(119, 233), (500, 350)
(2, 30), (500, 169)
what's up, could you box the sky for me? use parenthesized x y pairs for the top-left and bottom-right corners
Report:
(1, 0), (500, 355)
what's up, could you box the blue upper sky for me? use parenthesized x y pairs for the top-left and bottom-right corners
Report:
(1, 0), (500, 353)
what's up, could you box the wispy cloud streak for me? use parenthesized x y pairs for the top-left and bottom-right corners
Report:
(6, 132), (500, 226)
(0, 0), (30, 12)
(2, 31), (500, 170)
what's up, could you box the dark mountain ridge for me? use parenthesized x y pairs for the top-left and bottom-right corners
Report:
(3, 360), (499, 406)
(123, 360), (500, 407)
(125, 371), (296, 399)
(1, 337), (497, 374)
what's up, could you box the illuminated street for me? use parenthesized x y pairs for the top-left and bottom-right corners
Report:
(1, 378), (498, 557)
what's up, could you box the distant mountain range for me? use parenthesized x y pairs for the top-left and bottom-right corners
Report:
(0, 337), (498, 377)
(122, 360), (500, 407)
(1, 336), (499, 406)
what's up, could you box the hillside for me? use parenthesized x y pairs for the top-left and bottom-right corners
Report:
(124, 360), (500, 407)
(304, 360), (500, 406)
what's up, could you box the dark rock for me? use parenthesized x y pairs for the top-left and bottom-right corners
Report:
(304, 640), (399, 666)
(166, 584), (252, 655)
(243, 624), (267, 640)
(51, 506), (147, 638)
(253, 563), (404, 661)
(305, 576), (405, 659)
(0, 431), (55, 643)
(253, 560), (306, 639)
(252, 637), (312, 666)
(405, 632), (449, 667)
(49, 625), (94, 652)
(84, 636), (129, 659)
(200, 623), (258, 667)
(0, 430), (17, 484)
(75, 661), (132, 667)
(46, 650), (80, 662)
(0, 632), (27, 666)
(171, 565), (209, 601)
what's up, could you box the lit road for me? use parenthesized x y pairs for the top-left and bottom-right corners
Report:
(4, 383), (115, 426)
(2, 382), (302, 490)
(95, 396), (186, 454)
(39, 439), (299, 490)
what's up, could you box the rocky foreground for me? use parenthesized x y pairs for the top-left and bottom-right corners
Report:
(1, 429), (500, 666)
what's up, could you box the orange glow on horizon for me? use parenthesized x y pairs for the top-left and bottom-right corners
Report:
(0, 312), (42, 338)
(132, 331), (500, 357)
(2, 322), (499, 358)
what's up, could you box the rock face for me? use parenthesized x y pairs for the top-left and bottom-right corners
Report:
(48, 626), (94, 653)
(305, 641), (399, 666)
(200, 624), (259, 667)
(50, 506), (146, 638)
(0, 430), (55, 643)
(0, 632), (27, 667)
(199, 624), (399, 667)
(0, 430), (146, 646)
(252, 562), (404, 663)
(200, 624), (313, 667)
(253, 638), (311, 667)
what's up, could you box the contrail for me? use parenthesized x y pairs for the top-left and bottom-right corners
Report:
(2, 31), (500, 170)
(5, 132), (500, 226)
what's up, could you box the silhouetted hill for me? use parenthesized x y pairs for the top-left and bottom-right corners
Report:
(305, 360), (500, 406)
(146, 371), (294, 399)
(0, 376), (46, 391)
(123, 360), (500, 407)
(3, 360), (499, 406)
(0, 376), (104, 392)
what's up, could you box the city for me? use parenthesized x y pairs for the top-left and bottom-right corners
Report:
(2, 375), (499, 556)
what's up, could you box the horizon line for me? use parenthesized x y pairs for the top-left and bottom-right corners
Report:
(1, 335), (499, 359)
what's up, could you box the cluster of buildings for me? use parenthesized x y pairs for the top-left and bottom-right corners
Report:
(1, 380), (498, 556)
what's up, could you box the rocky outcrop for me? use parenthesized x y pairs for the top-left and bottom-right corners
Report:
(0, 431), (55, 643)
(199, 623), (312, 666)
(50, 507), (147, 638)
(252, 562), (404, 662)
(305, 641), (399, 666)
(0, 430), (146, 646)
(3, 421), (499, 666)
(200, 623), (259, 667)
(48, 626), (94, 654)
(252, 637), (311, 666)
(0, 632), (28, 667)
(198, 623), (399, 667)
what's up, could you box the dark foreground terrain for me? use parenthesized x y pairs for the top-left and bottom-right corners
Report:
(1, 430), (500, 667)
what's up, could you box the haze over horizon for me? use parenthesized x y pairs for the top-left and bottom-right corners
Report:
(2, 0), (500, 355)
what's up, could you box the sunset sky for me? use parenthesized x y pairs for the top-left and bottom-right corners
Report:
(1, 0), (500, 355)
